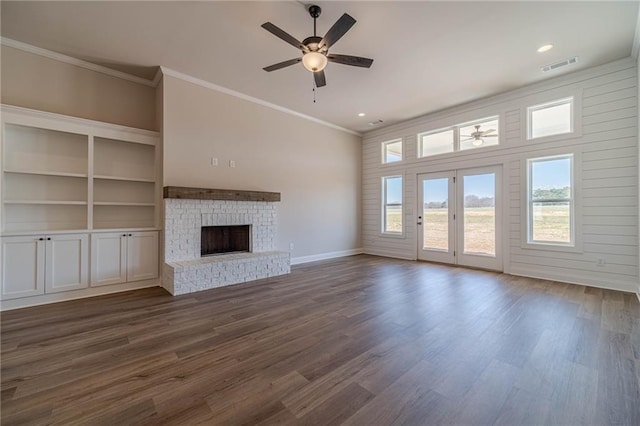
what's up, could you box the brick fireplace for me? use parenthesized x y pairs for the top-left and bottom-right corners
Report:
(162, 187), (290, 295)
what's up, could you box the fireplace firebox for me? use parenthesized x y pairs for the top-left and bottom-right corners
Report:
(201, 225), (251, 256)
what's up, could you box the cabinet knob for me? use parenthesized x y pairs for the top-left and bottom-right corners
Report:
(38, 237), (44, 241)
(128, 234), (132, 237)
(122, 234), (127, 237)
(47, 237), (51, 241)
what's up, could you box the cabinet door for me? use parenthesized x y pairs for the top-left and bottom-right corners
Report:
(126, 231), (158, 282)
(1, 236), (45, 299)
(91, 232), (127, 286)
(45, 234), (89, 293)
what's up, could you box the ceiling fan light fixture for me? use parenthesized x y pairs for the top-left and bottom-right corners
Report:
(472, 138), (484, 146)
(302, 51), (328, 72)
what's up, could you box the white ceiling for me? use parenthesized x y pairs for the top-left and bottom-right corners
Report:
(1, 1), (638, 133)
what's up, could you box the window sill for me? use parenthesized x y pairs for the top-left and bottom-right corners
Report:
(381, 232), (405, 239)
(520, 241), (583, 253)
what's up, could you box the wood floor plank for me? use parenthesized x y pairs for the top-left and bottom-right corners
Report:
(1, 254), (638, 425)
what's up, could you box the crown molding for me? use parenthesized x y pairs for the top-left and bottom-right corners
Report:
(1, 37), (157, 87)
(633, 7), (640, 58)
(160, 67), (361, 136)
(152, 67), (163, 87)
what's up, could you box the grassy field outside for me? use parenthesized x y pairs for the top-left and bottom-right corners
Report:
(386, 205), (570, 253)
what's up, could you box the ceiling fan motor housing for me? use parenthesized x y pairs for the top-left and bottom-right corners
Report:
(302, 36), (325, 52)
(308, 5), (321, 19)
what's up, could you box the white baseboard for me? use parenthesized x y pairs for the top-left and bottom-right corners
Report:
(508, 267), (637, 294)
(0, 279), (161, 311)
(291, 248), (363, 265)
(362, 249), (415, 261)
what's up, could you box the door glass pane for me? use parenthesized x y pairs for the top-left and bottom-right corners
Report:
(423, 178), (448, 251)
(463, 173), (495, 256)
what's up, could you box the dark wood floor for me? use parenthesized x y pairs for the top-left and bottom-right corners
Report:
(1, 255), (639, 425)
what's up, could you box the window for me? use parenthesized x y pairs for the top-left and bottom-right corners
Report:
(459, 117), (499, 151)
(418, 116), (499, 158)
(382, 176), (403, 234)
(382, 139), (403, 163)
(528, 97), (573, 139)
(418, 128), (454, 157)
(527, 154), (573, 245)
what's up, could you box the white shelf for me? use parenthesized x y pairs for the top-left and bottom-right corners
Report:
(94, 137), (155, 182)
(93, 202), (155, 207)
(3, 169), (88, 178)
(93, 175), (155, 183)
(4, 200), (88, 205)
(2, 108), (159, 234)
(4, 124), (88, 176)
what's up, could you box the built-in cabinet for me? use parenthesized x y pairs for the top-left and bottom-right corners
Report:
(1, 233), (89, 299)
(91, 231), (158, 286)
(0, 105), (161, 308)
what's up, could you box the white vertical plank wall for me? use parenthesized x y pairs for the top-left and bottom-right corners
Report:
(362, 57), (638, 293)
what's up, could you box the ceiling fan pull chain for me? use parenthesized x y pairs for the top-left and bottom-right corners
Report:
(313, 84), (316, 103)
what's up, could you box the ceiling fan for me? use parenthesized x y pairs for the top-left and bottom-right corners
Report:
(461, 125), (498, 146)
(261, 5), (373, 88)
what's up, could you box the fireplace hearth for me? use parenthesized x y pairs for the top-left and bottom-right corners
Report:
(201, 225), (251, 256)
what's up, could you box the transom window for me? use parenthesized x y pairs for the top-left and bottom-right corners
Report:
(418, 116), (499, 158)
(419, 129), (454, 157)
(459, 118), (499, 151)
(382, 176), (403, 234)
(382, 139), (403, 163)
(527, 97), (573, 140)
(527, 154), (574, 245)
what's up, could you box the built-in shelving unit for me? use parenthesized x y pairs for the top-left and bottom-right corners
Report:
(1, 105), (161, 308)
(1, 106), (160, 234)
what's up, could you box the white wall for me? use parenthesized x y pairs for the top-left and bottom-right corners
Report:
(363, 58), (638, 293)
(161, 74), (362, 260)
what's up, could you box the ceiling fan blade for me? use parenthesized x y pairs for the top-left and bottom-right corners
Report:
(318, 13), (356, 49)
(327, 54), (373, 68)
(481, 129), (496, 134)
(483, 134), (498, 138)
(261, 22), (308, 52)
(263, 58), (302, 72)
(461, 138), (475, 142)
(314, 70), (326, 87)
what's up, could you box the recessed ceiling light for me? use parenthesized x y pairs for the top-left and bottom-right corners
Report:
(358, 113), (366, 117)
(537, 44), (554, 53)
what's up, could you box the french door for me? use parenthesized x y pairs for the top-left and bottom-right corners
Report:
(417, 166), (502, 271)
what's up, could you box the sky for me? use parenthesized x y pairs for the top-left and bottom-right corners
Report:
(423, 173), (495, 204)
(422, 157), (570, 204)
(391, 157), (570, 205)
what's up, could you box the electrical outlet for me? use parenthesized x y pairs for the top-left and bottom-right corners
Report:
(289, 242), (294, 251)
(210, 157), (218, 166)
(596, 258), (606, 266)
(229, 160), (236, 168)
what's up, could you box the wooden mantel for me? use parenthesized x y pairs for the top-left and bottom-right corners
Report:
(163, 186), (281, 202)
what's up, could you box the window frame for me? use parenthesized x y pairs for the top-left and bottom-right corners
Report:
(381, 138), (403, 164)
(381, 175), (404, 237)
(417, 115), (500, 159)
(526, 97), (574, 141)
(522, 152), (582, 252)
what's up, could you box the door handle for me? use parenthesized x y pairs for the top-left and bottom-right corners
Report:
(417, 222), (422, 225)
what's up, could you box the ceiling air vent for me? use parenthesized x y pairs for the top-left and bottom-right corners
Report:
(368, 119), (384, 126)
(541, 57), (578, 73)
